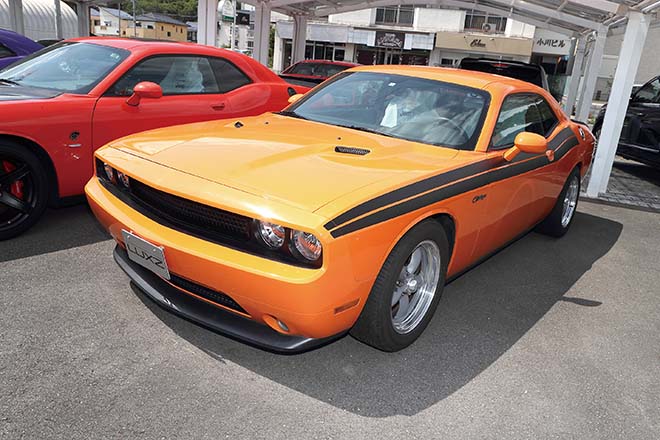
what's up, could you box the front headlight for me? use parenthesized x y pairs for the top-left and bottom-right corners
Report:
(255, 220), (286, 249)
(291, 230), (322, 262)
(103, 162), (115, 182)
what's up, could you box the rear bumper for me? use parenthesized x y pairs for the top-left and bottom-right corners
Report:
(114, 245), (344, 353)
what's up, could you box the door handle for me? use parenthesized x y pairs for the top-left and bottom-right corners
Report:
(211, 102), (226, 111)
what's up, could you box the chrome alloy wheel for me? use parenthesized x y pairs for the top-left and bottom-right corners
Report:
(391, 240), (441, 334)
(561, 175), (579, 228)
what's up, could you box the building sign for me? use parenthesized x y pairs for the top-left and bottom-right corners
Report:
(375, 31), (406, 49)
(435, 32), (533, 57)
(532, 29), (572, 55)
(219, 0), (234, 21)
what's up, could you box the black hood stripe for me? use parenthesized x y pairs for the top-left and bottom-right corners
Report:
(329, 131), (579, 238)
(324, 127), (575, 232)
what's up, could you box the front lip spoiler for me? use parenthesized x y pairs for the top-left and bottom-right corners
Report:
(113, 245), (344, 354)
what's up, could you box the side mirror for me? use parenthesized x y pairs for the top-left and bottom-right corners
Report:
(288, 93), (304, 104)
(503, 132), (550, 162)
(126, 81), (163, 107)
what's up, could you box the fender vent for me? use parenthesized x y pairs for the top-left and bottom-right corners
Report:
(335, 146), (370, 156)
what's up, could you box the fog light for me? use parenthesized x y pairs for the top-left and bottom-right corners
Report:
(277, 320), (289, 332)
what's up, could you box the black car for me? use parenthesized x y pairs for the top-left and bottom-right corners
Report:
(458, 57), (551, 92)
(593, 75), (660, 169)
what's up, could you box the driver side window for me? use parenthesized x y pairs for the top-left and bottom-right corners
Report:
(634, 77), (660, 103)
(109, 56), (220, 96)
(491, 93), (558, 149)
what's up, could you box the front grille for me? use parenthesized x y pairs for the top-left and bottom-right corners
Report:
(129, 179), (252, 241)
(169, 274), (248, 315)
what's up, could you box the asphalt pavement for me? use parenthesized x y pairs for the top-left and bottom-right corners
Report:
(1, 201), (658, 439)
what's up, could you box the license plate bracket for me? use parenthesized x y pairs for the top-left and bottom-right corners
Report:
(122, 230), (170, 280)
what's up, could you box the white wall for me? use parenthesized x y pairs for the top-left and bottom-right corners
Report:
(328, 9), (374, 26)
(414, 8), (464, 32)
(505, 19), (535, 38)
(603, 23), (660, 85)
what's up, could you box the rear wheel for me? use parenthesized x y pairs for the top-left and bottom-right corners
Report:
(0, 142), (49, 240)
(350, 220), (449, 352)
(536, 167), (580, 238)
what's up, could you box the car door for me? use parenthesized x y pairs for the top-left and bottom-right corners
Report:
(620, 77), (660, 166)
(473, 92), (562, 259)
(91, 55), (252, 149)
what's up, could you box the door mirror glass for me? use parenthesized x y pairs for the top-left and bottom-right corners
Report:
(126, 81), (162, 106)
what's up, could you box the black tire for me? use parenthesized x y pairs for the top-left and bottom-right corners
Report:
(0, 142), (49, 240)
(535, 167), (581, 238)
(350, 220), (450, 352)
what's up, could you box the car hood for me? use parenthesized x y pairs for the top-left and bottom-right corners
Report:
(0, 84), (62, 101)
(110, 114), (466, 213)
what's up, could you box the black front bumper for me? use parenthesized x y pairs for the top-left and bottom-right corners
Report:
(113, 246), (342, 354)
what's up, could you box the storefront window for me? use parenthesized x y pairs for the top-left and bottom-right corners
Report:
(284, 40), (349, 68)
(464, 13), (507, 33)
(375, 6), (414, 26)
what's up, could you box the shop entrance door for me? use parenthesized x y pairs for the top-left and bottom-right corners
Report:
(376, 48), (403, 65)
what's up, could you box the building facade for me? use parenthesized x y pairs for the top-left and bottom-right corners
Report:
(91, 8), (186, 42)
(272, 7), (571, 72)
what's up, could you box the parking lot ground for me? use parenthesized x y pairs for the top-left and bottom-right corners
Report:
(583, 159), (660, 212)
(1, 201), (658, 439)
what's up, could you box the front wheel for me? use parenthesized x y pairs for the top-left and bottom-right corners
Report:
(535, 167), (581, 238)
(0, 143), (49, 240)
(350, 220), (449, 352)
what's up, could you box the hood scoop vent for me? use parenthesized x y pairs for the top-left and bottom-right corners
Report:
(335, 146), (370, 156)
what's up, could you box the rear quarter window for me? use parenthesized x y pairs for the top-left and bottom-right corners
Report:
(0, 44), (16, 59)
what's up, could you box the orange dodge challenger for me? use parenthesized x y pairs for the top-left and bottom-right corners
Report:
(86, 66), (595, 353)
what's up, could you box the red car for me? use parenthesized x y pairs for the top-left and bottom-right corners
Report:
(280, 60), (359, 86)
(0, 38), (308, 240)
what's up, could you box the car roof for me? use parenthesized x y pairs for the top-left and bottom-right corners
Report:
(65, 37), (210, 52)
(347, 65), (537, 92)
(0, 27), (44, 53)
(460, 57), (542, 69)
(295, 59), (359, 67)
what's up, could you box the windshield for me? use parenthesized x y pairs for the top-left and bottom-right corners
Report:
(286, 72), (489, 149)
(0, 42), (129, 94)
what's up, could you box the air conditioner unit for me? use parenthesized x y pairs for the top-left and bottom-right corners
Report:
(481, 23), (493, 33)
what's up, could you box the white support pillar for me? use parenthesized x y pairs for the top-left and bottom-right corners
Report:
(54, 0), (63, 39)
(564, 36), (587, 115)
(253, 1), (272, 66)
(197, 0), (218, 46)
(8, 0), (25, 35)
(586, 12), (651, 197)
(76, 2), (90, 37)
(291, 14), (307, 64)
(576, 31), (606, 122)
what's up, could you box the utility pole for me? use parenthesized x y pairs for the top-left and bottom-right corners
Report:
(232, 0), (237, 50)
(132, 0), (137, 36)
(117, 2), (122, 36)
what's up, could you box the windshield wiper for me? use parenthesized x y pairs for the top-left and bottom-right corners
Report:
(277, 110), (308, 120)
(336, 124), (396, 139)
(0, 78), (20, 86)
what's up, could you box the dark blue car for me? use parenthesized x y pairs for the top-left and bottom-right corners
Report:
(0, 28), (43, 70)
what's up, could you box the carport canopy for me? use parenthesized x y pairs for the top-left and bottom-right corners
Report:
(196, 0), (659, 198)
(5, 0), (659, 196)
